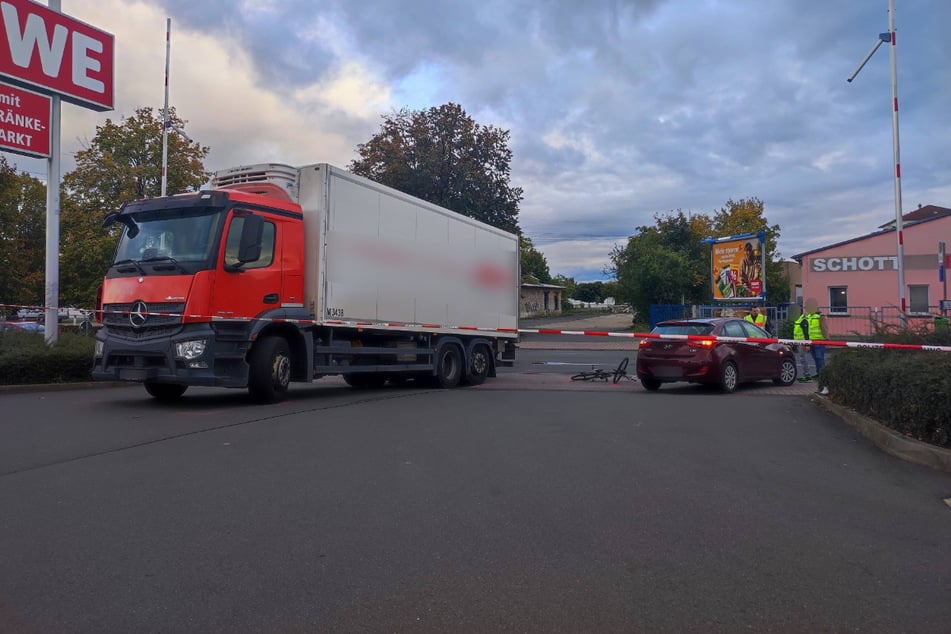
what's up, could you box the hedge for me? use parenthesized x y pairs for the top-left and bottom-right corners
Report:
(820, 345), (951, 449)
(0, 330), (95, 385)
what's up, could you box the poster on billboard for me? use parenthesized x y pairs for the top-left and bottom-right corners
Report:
(709, 232), (766, 301)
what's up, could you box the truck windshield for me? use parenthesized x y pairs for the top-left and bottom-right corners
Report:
(113, 208), (226, 270)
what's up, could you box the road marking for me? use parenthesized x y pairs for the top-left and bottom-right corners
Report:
(944, 498), (951, 509)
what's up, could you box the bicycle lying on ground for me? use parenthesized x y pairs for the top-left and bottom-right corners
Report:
(570, 357), (633, 384)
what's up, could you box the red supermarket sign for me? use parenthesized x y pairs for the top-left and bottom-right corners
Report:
(0, 81), (49, 156)
(0, 0), (114, 111)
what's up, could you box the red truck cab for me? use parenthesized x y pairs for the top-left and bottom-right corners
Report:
(93, 186), (306, 399)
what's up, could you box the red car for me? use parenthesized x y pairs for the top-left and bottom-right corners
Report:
(636, 317), (797, 392)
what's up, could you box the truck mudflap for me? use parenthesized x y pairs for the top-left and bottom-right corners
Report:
(91, 324), (251, 388)
(498, 339), (518, 367)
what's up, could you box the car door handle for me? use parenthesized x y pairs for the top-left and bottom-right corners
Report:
(263, 293), (279, 304)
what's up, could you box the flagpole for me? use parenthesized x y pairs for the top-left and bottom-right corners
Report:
(160, 18), (170, 196)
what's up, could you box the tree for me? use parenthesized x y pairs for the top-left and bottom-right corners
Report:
(0, 157), (46, 313)
(551, 274), (576, 300)
(609, 210), (709, 316)
(59, 106), (210, 307)
(350, 103), (523, 233)
(520, 236), (551, 283)
(609, 199), (789, 315)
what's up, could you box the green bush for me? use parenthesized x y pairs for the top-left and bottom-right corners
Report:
(822, 347), (951, 448)
(0, 330), (95, 385)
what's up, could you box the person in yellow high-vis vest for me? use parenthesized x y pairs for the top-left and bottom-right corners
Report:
(793, 298), (829, 394)
(744, 306), (767, 330)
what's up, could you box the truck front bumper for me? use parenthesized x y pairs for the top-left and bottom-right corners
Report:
(92, 323), (252, 387)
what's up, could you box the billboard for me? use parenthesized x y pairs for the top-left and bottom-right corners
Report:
(0, 81), (49, 157)
(710, 232), (766, 301)
(0, 0), (114, 111)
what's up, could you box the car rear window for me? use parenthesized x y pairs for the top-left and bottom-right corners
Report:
(652, 323), (715, 335)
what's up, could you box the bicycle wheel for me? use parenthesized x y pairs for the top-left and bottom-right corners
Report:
(612, 357), (630, 384)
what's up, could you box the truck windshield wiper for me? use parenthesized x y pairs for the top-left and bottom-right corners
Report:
(112, 258), (146, 275)
(140, 256), (187, 273)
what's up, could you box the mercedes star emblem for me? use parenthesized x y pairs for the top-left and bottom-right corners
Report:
(130, 300), (148, 328)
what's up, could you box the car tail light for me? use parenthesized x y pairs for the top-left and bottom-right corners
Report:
(639, 339), (651, 348)
(691, 339), (715, 348)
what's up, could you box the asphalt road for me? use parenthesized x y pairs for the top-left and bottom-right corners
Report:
(1, 350), (950, 633)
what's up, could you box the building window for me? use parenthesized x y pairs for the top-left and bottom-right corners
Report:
(829, 286), (848, 314)
(909, 285), (929, 314)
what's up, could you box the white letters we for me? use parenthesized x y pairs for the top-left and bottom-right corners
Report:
(0, 0), (113, 111)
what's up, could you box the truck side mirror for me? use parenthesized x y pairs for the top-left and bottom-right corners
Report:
(103, 212), (139, 238)
(237, 213), (264, 263)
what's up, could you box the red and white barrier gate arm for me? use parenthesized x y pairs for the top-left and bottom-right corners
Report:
(4, 304), (951, 353)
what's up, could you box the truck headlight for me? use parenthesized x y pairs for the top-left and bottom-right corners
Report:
(95, 340), (104, 357)
(175, 339), (207, 360)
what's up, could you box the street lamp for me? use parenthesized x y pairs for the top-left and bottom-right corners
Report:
(847, 0), (907, 328)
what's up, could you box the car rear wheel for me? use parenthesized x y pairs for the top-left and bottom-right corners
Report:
(720, 360), (739, 393)
(773, 358), (797, 385)
(640, 378), (661, 391)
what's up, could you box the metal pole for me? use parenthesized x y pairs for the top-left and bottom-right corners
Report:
(160, 18), (170, 197)
(44, 0), (62, 345)
(888, 0), (907, 327)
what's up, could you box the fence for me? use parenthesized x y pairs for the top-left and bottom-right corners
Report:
(649, 304), (793, 330)
(649, 304), (948, 338)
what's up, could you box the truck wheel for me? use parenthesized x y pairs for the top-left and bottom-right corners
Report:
(249, 336), (291, 403)
(463, 345), (490, 386)
(144, 382), (187, 401)
(435, 345), (462, 388)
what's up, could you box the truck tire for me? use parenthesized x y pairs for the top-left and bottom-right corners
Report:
(249, 336), (291, 403)
(463, 345), (490, 386)
(435, 345), (462, 389)
(144, 382), (187, 401)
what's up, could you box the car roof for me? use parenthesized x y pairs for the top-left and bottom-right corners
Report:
(656, 317), (737, 327)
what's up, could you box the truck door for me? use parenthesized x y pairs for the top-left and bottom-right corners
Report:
(212, 211), (284, 319)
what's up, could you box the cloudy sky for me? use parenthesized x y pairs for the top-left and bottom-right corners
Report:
(6, 0), (951, 282)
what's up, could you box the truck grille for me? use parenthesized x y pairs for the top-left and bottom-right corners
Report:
(102, 302), (185, 339)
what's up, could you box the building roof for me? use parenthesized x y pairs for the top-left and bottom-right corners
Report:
(877, 204), (951, 229)
(521, 283), (566, 290)
(792, 204), (951, 262)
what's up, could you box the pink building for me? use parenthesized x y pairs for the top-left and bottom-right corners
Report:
(793, 205), (951, 337)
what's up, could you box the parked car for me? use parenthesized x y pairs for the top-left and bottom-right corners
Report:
(0, 321), (45, 333)
(16, 307), (43, 320)
(58, 306), (90, 321)
(636, 317), (797, 393)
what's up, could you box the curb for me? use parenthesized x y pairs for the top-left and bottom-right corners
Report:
(812, 394), (951, 473)
(0, 381), (127, 394)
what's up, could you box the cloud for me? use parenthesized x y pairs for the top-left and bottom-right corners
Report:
(4, 0), (949, 285)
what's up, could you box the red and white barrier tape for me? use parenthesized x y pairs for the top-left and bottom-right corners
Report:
(4, 304), (951, 352)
